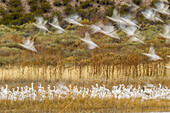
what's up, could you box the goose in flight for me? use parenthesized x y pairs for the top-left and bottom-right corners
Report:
(33, 16), (49, 33)
(120, 15), (140, 28)
(142, 45), (162, 61)
(89, 22), (120, 39)
(142, 9), (163, 22)
(106, 9), (127, 25)
(63, 14), (84, 26)
(154, 2), (170, 15)
(100, 24), (120, 39)
(19, 38), (37, 52)
(120, 24), (138, 37)
(49, 16), (66, 34)
(79, 32), (99, 49)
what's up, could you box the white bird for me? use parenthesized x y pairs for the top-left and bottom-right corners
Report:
(90, 22), (120, 39)
(142, 82), (155, 88)
(142, 45), (162, 61)
(142, 9), (163, 22)
(79, 32), (99, 49)
(99, 23), (120, 39)
(33, 16), (49, 34)
(165, 66), (170, 69)
(120, 15), (140, 28)
(106, 9), (127, 25)
(159, 24), (170, 42)
(49, 16), (66, 34)
(88, 23), (102, 34)
(154, 2), (170, 15)
(19, 38), (37, 52)
(129, 36), (145, 43)
(63, 14), (84, 26)
(168, 55), (170, 58)
(120, 24), (138, 37)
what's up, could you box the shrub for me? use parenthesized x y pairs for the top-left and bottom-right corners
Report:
(105, 6), (115, 16)
(40, 2), (52, 13)
(30, 4), (40, 12)
(64, 4), (75, 15)
(78, 8), (99, 19)
(28, 0), (37, 5)
(2, 0), (7, 3)
(7, 0), (22, 7)
(53, 0), (62, 6)
(63, 0), (71, 5)
(8, 6), (24, 13)
(132, 0), (142, 5)
(99, 0), (110, 5)
(80, 1), (93, 9)
(0, 5), (7, 16)
(119, 5), (131, 14)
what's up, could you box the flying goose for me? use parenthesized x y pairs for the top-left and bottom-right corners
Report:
(142, 45), (162, 61)
(79, 32), (99, 49)
(63, 14), (84, 26)
(19, 38), (37, 52)
(33, 16), (49, 34)
(49, 16), (66, 34)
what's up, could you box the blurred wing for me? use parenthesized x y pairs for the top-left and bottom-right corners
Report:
(35, 16), (43, 25)
(52, 16), (59, 24)
(57, 30), (64, 34)
(102, 24), (114, 33)
(149, 45), (155, 54)
(85, 32), (92, 41)
(164, 24), (170, 34)
(88, 43), (98, 49)
(154, 2), (164, 10)
(68, 14), (79, 20)
(43, 20), (48, 25)
(23, 39), (31, 46)
(113, 9), (118, 17)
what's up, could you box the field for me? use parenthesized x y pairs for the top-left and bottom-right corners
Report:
(0, 21), (169, 112)
(0, 0), (170, 110)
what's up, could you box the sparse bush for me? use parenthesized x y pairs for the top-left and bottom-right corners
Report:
(119, 5), (131, 14)
(64, 4), (75, 15)
(0, 5), (7, 16)
(105, 6), (115, 16)
(2, 0), (7, 3)
(30, 4), (40, 12)
(80, 1), (93, 9)
(7, 0), (22, 7)
(53, 0), (62, 6)
(63, 0), (71, 5)
(40, 2), (52, 13)
(132, 0), (142, 5)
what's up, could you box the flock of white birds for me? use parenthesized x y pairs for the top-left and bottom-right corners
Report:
(18, 0), (170, 64)
(0, 83), (169, 101)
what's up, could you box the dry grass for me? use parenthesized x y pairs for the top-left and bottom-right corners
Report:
(0, 98), (169, 112)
